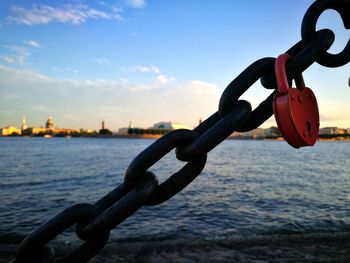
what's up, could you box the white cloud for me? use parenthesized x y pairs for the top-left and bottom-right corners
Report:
(127, 0), (146, 8)
(156, 75), (171, 84)
(317, 102), (350, 128)
(6, 4), (122, 26)
(26, 40), (40, 48)
(95, 58), (110, 65)
(0, 56), (16, 64)
(132, 65), (160, 74)
(51, 66), (80, 74)
(97, 1), (123, 13)
(0, 65), (52, 82)
(0, 46), (31, 65)
(0, 65), (220, 130)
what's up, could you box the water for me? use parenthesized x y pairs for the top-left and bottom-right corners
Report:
(1, 137), (349, 248)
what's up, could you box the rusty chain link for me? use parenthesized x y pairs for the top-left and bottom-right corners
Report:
(15, 0), (350, 262)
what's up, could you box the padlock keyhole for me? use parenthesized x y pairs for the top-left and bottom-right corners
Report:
(306, 121), (312, 137)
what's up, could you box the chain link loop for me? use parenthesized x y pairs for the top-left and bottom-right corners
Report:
(124, 129), (197, 188)
(176, 100), (251, 161)
(14, 0), (350, 262)
(301, 0), (350, 67)
(76, 174), (158, 241)
(16, 204), (107, 263)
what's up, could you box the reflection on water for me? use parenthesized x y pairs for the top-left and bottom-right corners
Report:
(0, 137), (349, 244)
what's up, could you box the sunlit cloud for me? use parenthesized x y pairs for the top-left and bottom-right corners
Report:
(6, 4), (122, 26)
(126, 0), (146, 8)
(0, 65), (52, 82)
(26, 40), (40, 48)
(125, 74), (176, 91)
(2, 64), (348, 130)
(156, 75), (175, 84)
(319, 105), (350, 128)
(132, 65), (160, 74)
(0, 65), (220, 129)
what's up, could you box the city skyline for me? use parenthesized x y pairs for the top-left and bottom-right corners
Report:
(1, 0), (349, 130)
(3, 114), (195, 131)
(3, 114), (350, 133)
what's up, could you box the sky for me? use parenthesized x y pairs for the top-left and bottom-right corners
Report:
(0, 0), (349, 131)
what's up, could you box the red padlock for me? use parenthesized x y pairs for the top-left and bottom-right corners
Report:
(273, 54), (319, 148)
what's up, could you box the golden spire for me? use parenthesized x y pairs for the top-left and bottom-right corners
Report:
(21, 116), (27, 130)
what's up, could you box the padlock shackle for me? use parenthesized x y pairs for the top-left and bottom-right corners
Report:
(275, 54), (306, 94)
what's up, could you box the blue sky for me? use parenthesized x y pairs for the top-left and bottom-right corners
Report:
(0, 0), (349, 131)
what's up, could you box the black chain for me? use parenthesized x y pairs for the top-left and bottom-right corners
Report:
(15, 0), (350, 262)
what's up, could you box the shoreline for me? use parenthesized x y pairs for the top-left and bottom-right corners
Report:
(79, 232), (350, 263)
(3, 232), (349, 263)
(1, 134), (350, 141)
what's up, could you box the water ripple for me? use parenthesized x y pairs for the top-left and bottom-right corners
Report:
(0, 137), (349, 245)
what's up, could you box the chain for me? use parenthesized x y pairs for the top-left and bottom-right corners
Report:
(15, 0), (350, 262)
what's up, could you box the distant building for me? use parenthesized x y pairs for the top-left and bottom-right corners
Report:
(118, 128), (129, 135)
(85, 129), (95, 134)
(231, 130), (253, 137)
(119, 121), (191, 135)
(231, 128), (266, 138)
(264, 127), (281, 137)
(22, 127), (47, 135)
(252, 128), (265, 138)
(101, 120), (105, 130)
(46, 116), (54, 129)
(319, 127), (338, 135)
(99, 119), (112, 135)
(118, 121), (144, 135)
(336, 128), (345, 135)
(152, 121), (190, 130)
(0, 126), (21, 136)
(2, 116), (93, 137)
(20, 116), (80, 136)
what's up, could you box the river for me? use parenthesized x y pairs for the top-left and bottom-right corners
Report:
(0, 137), (349, 260)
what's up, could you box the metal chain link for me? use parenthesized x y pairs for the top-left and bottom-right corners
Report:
(14, 0), (350, 262)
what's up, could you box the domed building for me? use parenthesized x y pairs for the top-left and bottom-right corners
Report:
(46, 116), (54, 129)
